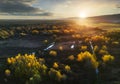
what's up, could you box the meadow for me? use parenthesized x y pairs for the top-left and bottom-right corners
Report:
(0, 19), (120, 84)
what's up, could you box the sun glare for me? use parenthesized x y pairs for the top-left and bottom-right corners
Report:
(79, 12), (87, 19)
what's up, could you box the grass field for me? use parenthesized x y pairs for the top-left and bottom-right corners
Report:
(0, 20), (120, 84)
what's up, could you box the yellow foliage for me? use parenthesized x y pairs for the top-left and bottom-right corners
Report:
(7, 53), (47, 79)
(91, 58), (99, 69)
(68, 55), (75, 61)
(41, 64), (47, 70)
(112, 41), (119, 45)
(38, 58), (45, 64)
(5, 69), (11, 76)
(56, 71), (63, 81)
(65, 65), (71, 72)
(53, 62), (59, 68)
(48, 68), (65, 81)
(72, 34), (80, 39)
(32, 30), (39, 34)
(101, 45), (107, 50)
(85, 38), (90, 43)
(64, 29), (70, 34)
(99, 49), (108, 55)
(44, 40), (48, 44)
(93, 45), (99, 52)
(77, 51), (99, 68)
(91, 35), (110, 43)
(7, 58), (12, 64)
(7, 57), (16, 64)
(102, 55), (114, 62)
(81, 46), (87, 51)
(20, 32), (27, 36)
(27, 63), (31, 67)
(59, 46), (63, 51)
(77, 51), (92, 62)
(49, 50), (57, 56)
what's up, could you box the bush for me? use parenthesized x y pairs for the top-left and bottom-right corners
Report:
(5, 69), (11, 77)
(32, 30), (39, 34)
(49, 50), (57, 56)
(7, 54), (47, 83)
(99, 49), (108, 55)
(77, 51), (99, 69)
(43, 40), (48, 44)
(93, 45), (99, 52)
(102, 55), (114, 63)
(80, 46), (87, 51)
(91, 35), (110, 43)
(48, 68), (67, 81)
(59, 46), (63, 51)
(53, 62), (59, 68)
(64, 65), (71, 73)
(112, 41), (119, 45)
(68, 55), (75, 61)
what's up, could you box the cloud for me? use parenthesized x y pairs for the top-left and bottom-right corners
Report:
(0, 2), (39, 13)
(0, 0), (53, 16)
(0, 0), (37, 5)
(3, 12), (54, 16)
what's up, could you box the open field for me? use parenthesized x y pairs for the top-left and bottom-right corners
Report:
(0, 19), (120, 84)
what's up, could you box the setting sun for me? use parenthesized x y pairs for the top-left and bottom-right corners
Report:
(79, 12), (87, 19)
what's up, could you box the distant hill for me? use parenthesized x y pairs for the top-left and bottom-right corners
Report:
(88, 14), (120, 23)
(68, 14), (120, 23)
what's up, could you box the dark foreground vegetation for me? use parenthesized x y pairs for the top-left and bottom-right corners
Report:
(0, 20), (120, 84)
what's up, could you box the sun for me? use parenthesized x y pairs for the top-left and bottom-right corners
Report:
(79, 12), (87, 19)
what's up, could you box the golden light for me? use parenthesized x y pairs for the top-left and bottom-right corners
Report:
(79, 12), (87, 19)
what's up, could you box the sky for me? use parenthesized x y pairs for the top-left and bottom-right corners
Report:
(0, 0), (120, 19)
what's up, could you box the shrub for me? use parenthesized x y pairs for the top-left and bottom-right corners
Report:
(48, 68), (66, 81)
(53, 62), (59, 68)
(32, 30), (39, 34)
(68, 55), (75, 61)
(65, 65), (71, 72)
(77, 51), (92, 62)
(5, 69), (11, 77)
(64, 29), (70, 34)
(72, 34), (81, 39)
(85, 38), (90, 43)
(93, 45), (99, 52)
(112, 41), (119, 45)
(44, 40), (48, 44)
(80, 46), (87, 51)
(102, 55), (114, 63)
(91, 35), (110, 43)
(101, 45), (107, 50)
(38, 58), (45, 64)
(28, 74), (41, 84)
(99, 49), (108, 55)
(77, 51), (99, 69)
(49, 50), (57, 56)
(59, 46), (63, 51)
(7, 54), (47, 82)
